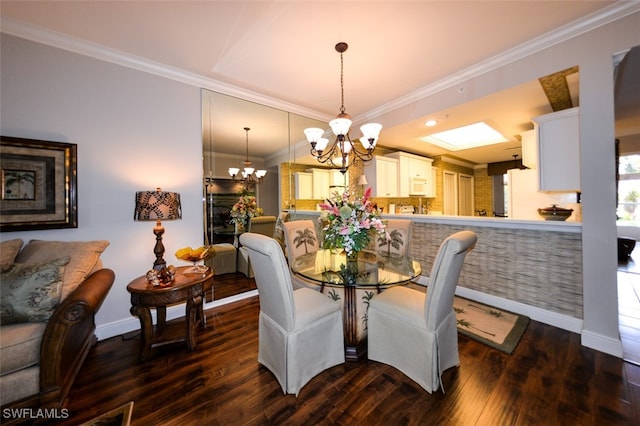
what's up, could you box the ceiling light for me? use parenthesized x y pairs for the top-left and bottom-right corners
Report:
(425, 119), (438, 127)
(422, 122), (508, 151)
(228, 127), (267, 184)
(304, 42), (382, 174)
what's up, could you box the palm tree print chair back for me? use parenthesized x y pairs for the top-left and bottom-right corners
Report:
(377, 219), (413, 258)
(283, 220), (319, 262)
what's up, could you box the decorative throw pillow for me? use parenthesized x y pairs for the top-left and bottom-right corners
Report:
(0, 239), (23, 272)
(0, 257), (69, 325)
(15, 240), (109, 299)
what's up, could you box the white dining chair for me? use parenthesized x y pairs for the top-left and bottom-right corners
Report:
(238, 215), (277, 277)
(239, 232), (345, 396)
(367, 230), (477, 393)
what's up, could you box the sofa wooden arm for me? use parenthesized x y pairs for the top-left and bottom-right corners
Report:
(39, 268), (115, 408)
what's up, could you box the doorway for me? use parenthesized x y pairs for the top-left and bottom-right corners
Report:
(443, 171), (458, 215)
(443, 171), (474, 216)
(458, 173), (474, 216)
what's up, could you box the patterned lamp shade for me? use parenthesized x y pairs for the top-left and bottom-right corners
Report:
(134, 189), (182, 221)
(134, 188), (182, 271)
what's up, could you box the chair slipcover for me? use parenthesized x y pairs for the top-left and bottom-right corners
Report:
(376, 219), (413, 258)
(282, 220), (322, 291)
(238, 216), (277, 277)
(367, 230), (477, 393)
(239, 233), (344, 396)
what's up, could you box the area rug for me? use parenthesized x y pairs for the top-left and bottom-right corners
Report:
(454, 296), (529, 354)
(80, 402), (133, 426)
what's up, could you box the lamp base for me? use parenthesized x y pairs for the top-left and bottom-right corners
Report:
(152, 220), (167, 271)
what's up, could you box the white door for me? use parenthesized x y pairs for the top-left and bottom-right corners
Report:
(458, 174), (474, 216)
(443, 171), (458, 215)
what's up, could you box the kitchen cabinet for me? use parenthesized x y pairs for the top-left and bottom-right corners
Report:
(364, 156), (398, 197)
(305, 168), (348, 199)
(533, 107), (580, 192)
(385, 152), (434, 197)
(294, 172), (313, 199)
(308, 168), (330, 199)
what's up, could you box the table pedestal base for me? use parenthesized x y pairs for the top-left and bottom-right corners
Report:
(335, 285), (377, 361)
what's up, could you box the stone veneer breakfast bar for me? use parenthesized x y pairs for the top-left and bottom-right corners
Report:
(289, 211), (583, 333)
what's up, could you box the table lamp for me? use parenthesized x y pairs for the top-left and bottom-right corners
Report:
(134, 188), (182, 270)
(358, 174), (368, 195)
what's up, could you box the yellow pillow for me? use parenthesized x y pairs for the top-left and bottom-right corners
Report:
(0, 239), (23, 272)
(16, 240), (109, 299)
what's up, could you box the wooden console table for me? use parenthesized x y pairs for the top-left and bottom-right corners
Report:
(127, 266), (214, 361)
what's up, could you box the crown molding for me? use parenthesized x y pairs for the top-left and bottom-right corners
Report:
(363, 1), (640, 121)
(2, 1), (638, 123)
(0, 17), (328, 122)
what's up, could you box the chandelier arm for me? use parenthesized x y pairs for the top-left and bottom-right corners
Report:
(311, 138), (341, 163)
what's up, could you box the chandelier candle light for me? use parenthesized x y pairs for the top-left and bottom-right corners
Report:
(228, 127), (267, 183)
(304, 42), (382, 174)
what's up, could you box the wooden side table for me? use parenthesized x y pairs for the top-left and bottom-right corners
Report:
(126, 266), (214, 361)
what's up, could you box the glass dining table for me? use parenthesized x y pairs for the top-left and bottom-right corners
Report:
(291, 249), (422, 361)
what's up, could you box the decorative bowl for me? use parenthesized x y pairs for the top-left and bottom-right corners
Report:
(537, 204), (573, 221)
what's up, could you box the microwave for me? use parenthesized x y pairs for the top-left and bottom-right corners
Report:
(409, 177), (428, 195)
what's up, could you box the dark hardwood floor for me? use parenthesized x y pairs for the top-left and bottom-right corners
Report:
(30, 273), (640, 425)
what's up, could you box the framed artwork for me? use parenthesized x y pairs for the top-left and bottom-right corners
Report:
(0, 136), (78, 231)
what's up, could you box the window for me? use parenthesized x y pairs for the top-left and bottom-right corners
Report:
(617, 154), (640, 227)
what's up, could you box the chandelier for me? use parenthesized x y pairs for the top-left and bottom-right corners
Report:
(228, 127), (267, 183)
(304, 42), (382, 174)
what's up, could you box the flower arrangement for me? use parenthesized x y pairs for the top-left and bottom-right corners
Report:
(319, 187), (386, 256)
(230, 193), (263, 226)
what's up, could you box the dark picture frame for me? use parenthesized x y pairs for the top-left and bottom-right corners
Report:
(0, 136), (78, 231)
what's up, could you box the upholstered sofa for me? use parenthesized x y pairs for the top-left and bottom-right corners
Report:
(0, 239), (114, 412)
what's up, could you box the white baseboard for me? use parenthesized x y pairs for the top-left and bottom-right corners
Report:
(581, 330), (624, 357)
(95, 290), (259, 341)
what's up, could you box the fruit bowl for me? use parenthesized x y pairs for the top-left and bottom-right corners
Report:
(537, 204), (573, 221)
(175, 246), (215, 273)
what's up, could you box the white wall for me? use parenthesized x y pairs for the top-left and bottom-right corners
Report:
(1, 34), (203, 331)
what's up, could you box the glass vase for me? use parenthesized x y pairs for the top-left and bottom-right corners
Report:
(235, 220), (245, 234)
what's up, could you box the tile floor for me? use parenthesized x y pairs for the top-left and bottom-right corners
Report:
(619, 247), (640, 366)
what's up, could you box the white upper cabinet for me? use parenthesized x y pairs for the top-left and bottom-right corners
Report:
(308, 168), (330, 199)
(385, 152), (434, 197)
(364, 156), (399, 197)
(302, 168), (348, 199)
(295, 172), (313, 199)
(532, 107), (580, 192)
